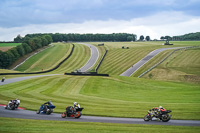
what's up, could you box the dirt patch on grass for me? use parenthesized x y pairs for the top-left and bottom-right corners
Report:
(0, 47), (13, 52)
(184, 75), (200, 83)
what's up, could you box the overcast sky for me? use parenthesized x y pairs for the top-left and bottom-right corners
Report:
(0, 0), (200, 41)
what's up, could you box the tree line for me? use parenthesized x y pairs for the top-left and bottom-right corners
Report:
(16, 33), (137, 42)
(0, 35), (52, 69)
(160, 32), (200, 41)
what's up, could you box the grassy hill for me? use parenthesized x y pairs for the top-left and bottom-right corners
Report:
(141, 47), (200, 83)
(13, 43), (91, 74)
(15, 43), (72, 72)
(92, 41), (200, 76)
(1, 41), (200, 132)
(0, 75), (199, 120)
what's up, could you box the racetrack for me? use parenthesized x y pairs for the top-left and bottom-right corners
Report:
(0, 74), (62, 86)
(1, 46), (200, 127)
(120, 47), (184, 77)
(78, 43), (99, 72)
(0, 106), (200, 126)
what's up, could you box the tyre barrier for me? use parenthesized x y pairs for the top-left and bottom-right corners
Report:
(95, 49), (108, 72)
(0, 44), (75, 75)
(65, 72), (109, 76)
(138, 46), (200, 78)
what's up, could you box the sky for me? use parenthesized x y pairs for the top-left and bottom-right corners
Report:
(0, 0), (200, 41)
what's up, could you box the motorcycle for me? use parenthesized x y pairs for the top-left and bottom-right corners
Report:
(61, 106), (84, 119)
(144, 109), (172, 122)
(36, 104), (55, 115)
(5, 100), (19, 110)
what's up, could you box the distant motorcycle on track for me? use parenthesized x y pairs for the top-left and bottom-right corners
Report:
(5, 99), (20, 110)
(36, 104), (55, 115)
(61, 106), (84, 118)
(144, 109), (172, 122)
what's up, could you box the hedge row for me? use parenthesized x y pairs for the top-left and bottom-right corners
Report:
(0, 35), (53, 69)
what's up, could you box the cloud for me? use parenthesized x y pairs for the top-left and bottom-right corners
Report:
(0, 11), (199, 41)
(0, 0), (200, 28)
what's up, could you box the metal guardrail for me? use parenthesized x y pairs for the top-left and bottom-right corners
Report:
(138, 46), (200, 78)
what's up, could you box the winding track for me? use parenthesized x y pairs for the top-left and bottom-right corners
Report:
(120, 47), (184, 76)
(0, 106), (200, 126)
(78, 43), (99, 72)
(1, 45), (200, 126)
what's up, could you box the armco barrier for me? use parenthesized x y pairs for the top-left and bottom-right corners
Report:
(65, 72), (109, 76)
(0, 44), (75, 75)
(138, 46), (200, 78)
(95, 49), (108, 72)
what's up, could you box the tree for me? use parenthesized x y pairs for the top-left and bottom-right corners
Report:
(160, 36), (165, 40)
(33, 37), (42, 48)
(139, 35), (144, 41)
(14, 34), (24, 43)
(40, 36), (48, 46)
(22, 43), (32, 54)
(127, 36), (134, 41)
(164, 36), (172, 41)
(145, 36), (150, 41)
(44, 35), (53, 44)
(9, 48), (20, 61)
(16, 45), (25, 56)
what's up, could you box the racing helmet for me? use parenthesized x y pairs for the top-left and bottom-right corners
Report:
(159, 106), (163, 109)
(73, 102), (78, 107)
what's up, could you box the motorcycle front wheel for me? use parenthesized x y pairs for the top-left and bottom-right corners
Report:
(36, 110), (40, 114)
(10, 105), (15, 110)
(144, 115), (150, 121)
(162, 114), (170, 122)
(74, 111), (82, 118)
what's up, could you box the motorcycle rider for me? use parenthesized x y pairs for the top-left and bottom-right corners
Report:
(65, 102), (80, 115)
(149, 107), (159, 117)
(15, 98), (20, 107)
(158, 106), (166, 115)
(7, 98), (20, 108)
(73, 102), (80, 109)
(42, 100), (53, 112)
(149, 106), (165, 120)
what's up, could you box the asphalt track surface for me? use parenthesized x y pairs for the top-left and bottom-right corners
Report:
(0, 106), (200, 126)
(0, 74), (62, 86)
(120, 47), (183, 76)
(78, 43), (99, 72)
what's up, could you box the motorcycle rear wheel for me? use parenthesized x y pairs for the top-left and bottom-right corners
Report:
(61, 112), (66, 118)
(46, 109), (52, 115)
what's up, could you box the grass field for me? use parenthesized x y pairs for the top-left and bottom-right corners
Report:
(93, 41), (196, 76)
(0, 43), (21, 47)
(0, 43), (22, 52)
(1, 117), (199, 133)
(0, 41), (200, 132)
(141, 48), (200, 83)
(15, 43), (72, 72)
(0, 75), (199, 120)
(14, 43), (91, 74)
(49, 43), (91, 74)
